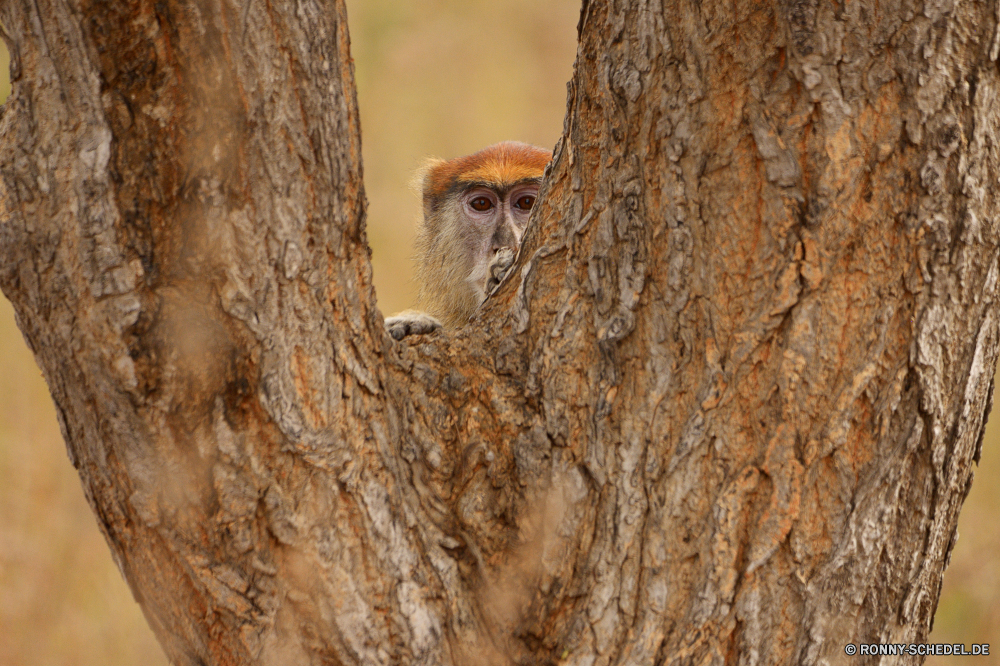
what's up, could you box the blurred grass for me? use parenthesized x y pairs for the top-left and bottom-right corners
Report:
(0, 4), (996, 664)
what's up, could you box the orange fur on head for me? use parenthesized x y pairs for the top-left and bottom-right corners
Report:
(421, 141), (551, 212)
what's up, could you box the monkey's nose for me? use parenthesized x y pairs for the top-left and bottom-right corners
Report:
(491, 219), (519, 251)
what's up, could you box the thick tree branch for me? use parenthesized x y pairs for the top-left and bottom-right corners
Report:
(477, 0), (1000, 660)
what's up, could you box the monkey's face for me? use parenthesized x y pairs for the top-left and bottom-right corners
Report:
(413, 141), (551, 327)
(456, 181), (539, 297)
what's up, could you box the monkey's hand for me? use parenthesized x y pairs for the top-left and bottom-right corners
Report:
(385, 310), (443, 340)
(485, 247), (517, 296)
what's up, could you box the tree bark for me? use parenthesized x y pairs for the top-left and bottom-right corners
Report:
(2, 0), (999, 664)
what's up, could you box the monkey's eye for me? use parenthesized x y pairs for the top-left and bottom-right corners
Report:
(514, 195), (536, 210)
(469, 197), (494, 212)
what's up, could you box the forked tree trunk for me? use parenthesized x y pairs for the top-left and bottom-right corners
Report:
(2, 0), (999, 664)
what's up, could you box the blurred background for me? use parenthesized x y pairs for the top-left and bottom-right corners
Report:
(0, 2), (996, 664)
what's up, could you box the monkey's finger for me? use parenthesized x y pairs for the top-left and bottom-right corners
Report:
(385, 312), (442, 340)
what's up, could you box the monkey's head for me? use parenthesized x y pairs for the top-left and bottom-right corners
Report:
(413, 141), (551, 327)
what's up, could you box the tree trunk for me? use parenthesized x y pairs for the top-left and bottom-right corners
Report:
(2, 0), (999, 664)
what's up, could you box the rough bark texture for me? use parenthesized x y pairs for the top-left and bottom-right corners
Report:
(1, 0), (999, 665)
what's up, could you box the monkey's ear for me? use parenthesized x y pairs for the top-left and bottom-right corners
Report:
(409, 157), (446, 197)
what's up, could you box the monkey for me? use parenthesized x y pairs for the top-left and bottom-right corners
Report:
(385, 141), (551, 340)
